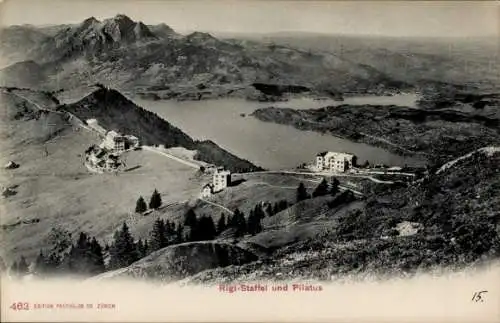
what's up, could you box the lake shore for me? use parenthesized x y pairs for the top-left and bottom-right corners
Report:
(251, 104), (500, 168)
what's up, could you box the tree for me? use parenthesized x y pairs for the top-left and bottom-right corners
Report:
(150, 218), (167, 251)
(149, 189), (162, 209)
(278, 200), (289, 211)
(231, 209), (247, 237)
(217, 214), (227, 235)
(247, 210), (263, 235)
(175, 224), (184, 244)
(17, 256), (29, 276)
(109, 222), (139, 269)
(136, 239), (146, 258)
(89, 237), (105, 274)
(135, 196), (148, 213)
(184, 209), (198, 228)
(330, 178), (340, 196)
(296, 183), (309, 202)
(197, 215), (217, 240)
(253, 204), (266, 221)
(62, 232), (105, 276)
(312, 178), (329, 197)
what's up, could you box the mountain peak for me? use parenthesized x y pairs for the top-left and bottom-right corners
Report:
(99, 14), (155, 42)
(113, 14), (134, 23)
(185, 31), (218, 43)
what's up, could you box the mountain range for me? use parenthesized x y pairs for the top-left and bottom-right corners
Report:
(0, 14), (469, 97)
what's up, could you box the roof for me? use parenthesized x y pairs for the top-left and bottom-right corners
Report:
(318, 151), (355, 159)
(126, 135), (139, 140)
(215, 167), (230, 173)
(106, 130), (122, 139)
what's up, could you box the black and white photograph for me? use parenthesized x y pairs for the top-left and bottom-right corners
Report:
(0, 0), (499, 322)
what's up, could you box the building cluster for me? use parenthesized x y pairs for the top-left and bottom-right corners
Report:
(85, 145), (121, 172)
(201, 167), (231, 198)
(84, 129), (140, 173)
(315, 151), (355, 173)
(102, 130), (140, 153)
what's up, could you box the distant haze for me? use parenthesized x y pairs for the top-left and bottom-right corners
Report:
(0, 0), (498, 38)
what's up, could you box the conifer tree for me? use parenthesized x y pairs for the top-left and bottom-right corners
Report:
(197, 215), (216, 240)
(232, 209), (247, 237)
(136, 239), (145, 258)
(296, 182), (309, 202)
(143, 239), (150, 256)
(217, 214), (227, 235)
(312, 178), (329, 197)
(175, 224), (184, 244)
(109, 222), (139, 269)
(149, 189), (162, 209)
(135, 196), (148, 213)
(330, 178), (340, 196)
(278, 200), (289, 211)
(184, 209), (198, 228)
(89, 237), (105, 274)
(150, 218), (167, 251)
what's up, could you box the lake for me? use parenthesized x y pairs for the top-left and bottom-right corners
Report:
(133, 95), (426, 170)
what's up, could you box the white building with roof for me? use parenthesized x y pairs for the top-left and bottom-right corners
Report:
(213, 167), (231, 192)
(103, 131), (126, 152)
(102, 131), (140, 153)
(315, 151), (355, 172)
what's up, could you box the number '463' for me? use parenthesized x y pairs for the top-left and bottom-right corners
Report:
(10, 302), (29, 310)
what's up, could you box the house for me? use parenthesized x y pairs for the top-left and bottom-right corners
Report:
(102, 131), (140, 152)
(88, 147), (107, 166)
(103, 131), (126, 152)
(124, 135), (140, 149)
(316, 151), (355, 172)
(105, 154), (120, 170)
(201, 183), (214, 198)
(213, 167), (231, 192)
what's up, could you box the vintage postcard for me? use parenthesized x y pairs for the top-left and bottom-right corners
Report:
(0, 0), (499, 322)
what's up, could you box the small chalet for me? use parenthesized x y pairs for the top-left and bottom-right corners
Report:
(201, 183), (214, 198)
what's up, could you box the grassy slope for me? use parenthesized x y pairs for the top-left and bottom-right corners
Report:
(0, 90), (207, 261)
(184, 149), (500, 283)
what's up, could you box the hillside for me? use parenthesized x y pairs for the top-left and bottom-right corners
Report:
(60, 86), (263, 172)
(89, 241), (258, 282)
(0, 87), (213, 262)
(182, 148), (500, 283)
(239, 33), (500, 92)
(1, 15), (415, 96)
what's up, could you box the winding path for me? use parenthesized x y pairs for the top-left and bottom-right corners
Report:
(198, 198), (235, 215)
(141, 146), (201, 169)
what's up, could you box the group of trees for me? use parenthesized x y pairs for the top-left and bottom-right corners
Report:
(135, 189), (162, 213)
(10, 231), (107, 278)
(297, 178), (341, 203)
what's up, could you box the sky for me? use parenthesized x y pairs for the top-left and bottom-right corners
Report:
(0, 0), (498, 37)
